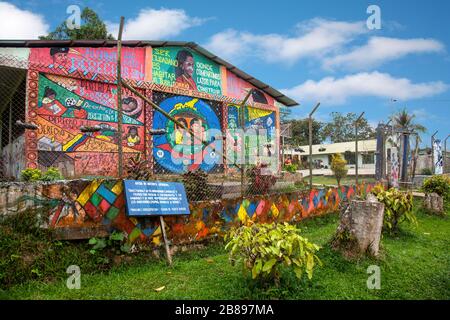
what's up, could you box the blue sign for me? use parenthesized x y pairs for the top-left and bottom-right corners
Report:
(123, 180), (190, 216)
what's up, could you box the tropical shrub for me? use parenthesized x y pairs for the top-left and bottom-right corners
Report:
(41, 167), (64, 181)
(225, 222), (322, 285)
(330, 153), (348, 186)
(20, 168), (43, 181)
(283, 163), (298, 173)
(372, 186), (417, 233)
(421, 175), (450, 201)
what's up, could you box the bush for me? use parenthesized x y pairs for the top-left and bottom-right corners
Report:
(330, 153), (348, 186)
(21, 167), (64, 182)
(20, 168), (43, 181)
(283, 163), (298, 173)
(421, 168), (433, 175)
(225, 222), (322, 286)
(41, 167), (64, 181)
(421, 175), (450, 201)
(372, 186), (417, 233)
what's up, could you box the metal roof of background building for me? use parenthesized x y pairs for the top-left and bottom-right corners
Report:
(0, 40), (299, 107)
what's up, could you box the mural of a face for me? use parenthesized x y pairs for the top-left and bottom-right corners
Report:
(50, 47), (69, 68)
(182, 56), (195, 77)
(152, 96), (222, 173)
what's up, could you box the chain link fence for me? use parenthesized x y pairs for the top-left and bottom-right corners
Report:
(0, 53), (28, 180)
(0, 51), (294, 201)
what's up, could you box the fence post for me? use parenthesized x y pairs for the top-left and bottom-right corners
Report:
(308, 103), (320, 190)
(355, 112), (365, 186)
(116, 16), (125, 178)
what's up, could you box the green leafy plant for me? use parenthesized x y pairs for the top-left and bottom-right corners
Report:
(20, 168), (43, 182)
(372, 187), (417, 233)
(225, 222), (322, 286)
(421, 168), (433, 176)
(88, 231), (131, 255)
(41, 167), (64, 181)
(421, 175), (450, 201)
(283, 163), (298, 173)
(21, 167), (64, 182)
(330, 153), (348, 186)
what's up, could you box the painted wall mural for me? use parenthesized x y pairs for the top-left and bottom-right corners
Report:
(151, 93), (224, 174)
(226, 104), (278, 171)
(35, 73), (145, 177)
(152, 47), (223, 95)
(225, 71), (275, 106)
(2, 179), (376, 243)
(29, 47), (146, 82)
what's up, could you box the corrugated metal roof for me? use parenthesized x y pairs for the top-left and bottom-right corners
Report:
(286, 139), (378, 155)
(0, 40), (299, 107)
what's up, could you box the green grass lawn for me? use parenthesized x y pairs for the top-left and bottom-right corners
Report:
(1, 204), (448, 300)
(312, 175), (376, 186)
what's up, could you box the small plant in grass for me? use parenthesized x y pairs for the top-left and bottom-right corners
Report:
(88, 231), (132, 255)
(371, 185), (417, 234)
(421, 175), (450, 201)
(225, 222), (322, 286)
(330, 153), (348, 187)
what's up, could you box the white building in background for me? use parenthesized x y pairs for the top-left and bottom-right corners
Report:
(283, 139), (379, 171)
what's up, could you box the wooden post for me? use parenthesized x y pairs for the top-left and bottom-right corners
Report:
(159, 215), (172, 266)
(308, 103), (320, 190)
(238, 89), (253, 197)
(117, 17), (125, 178)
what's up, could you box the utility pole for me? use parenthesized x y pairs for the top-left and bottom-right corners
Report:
(308, 102), (320, 190)
(431, 130), (438, 174)
(355, 112), (365, 185)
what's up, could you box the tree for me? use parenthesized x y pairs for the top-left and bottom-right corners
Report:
(320, 112), (375, 143)
(391, 109), (427, 179)
(284, 119), (323, 146)
(40, 7), (115, 40)
(331, 153), (348, 187)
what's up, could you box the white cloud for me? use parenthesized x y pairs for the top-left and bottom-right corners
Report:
(412, 108), (437, 121)
(204, 18), (367, 63)
(107, 8), (206, 40)
(324, 36), (445, 70)
(281, 72), (448, 105)
(0, 2), (49, 39)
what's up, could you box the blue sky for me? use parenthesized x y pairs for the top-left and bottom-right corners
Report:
(2, 0), (450, 147)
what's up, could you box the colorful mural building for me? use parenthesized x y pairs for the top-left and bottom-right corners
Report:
(0, 41), (298, 179)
